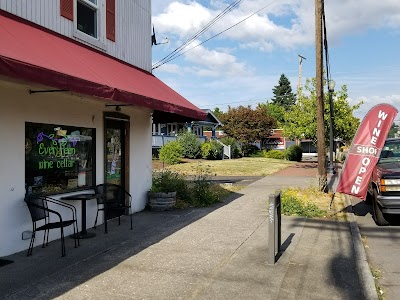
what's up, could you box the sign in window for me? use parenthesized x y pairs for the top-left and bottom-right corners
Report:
(25, 122), (96, 195)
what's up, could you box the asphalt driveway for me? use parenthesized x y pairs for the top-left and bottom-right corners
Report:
(210, 176), (264, 186)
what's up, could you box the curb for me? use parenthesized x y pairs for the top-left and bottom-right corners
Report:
(345, 195), (379, 300)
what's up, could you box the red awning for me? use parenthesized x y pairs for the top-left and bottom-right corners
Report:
(0, 11), (206, 121)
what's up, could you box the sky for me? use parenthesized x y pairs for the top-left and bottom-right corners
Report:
(151, 0), (400, 120)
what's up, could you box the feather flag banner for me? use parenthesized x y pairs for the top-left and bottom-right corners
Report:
(336, 104), (398, 200)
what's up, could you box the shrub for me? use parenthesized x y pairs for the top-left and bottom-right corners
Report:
(200, 142), (211, 159)
(241, 144), (259, 157)
(188, 165), (220, 207)
(248, 149), (264, 157)
(159, 141), (183, 165)
(281, 189), (325, 218)
(220, 137), (241, 158)
(264, 149), (285, 159)
(150, 170), (189, 200)
(150, 167), (222, 209)
(201, 140), (223, 160)
(285, 145), (303, 162)
(177, 132), (201, 158)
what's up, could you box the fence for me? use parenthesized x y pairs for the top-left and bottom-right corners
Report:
(214, 139), (231, 159)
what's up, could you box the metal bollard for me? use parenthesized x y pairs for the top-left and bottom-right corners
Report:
(268, 190), (281, 265)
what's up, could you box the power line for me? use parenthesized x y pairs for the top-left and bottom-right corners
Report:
(152, 0), (281, 70)
(152, 0), (243, 70)
(153, 0), (243, 69)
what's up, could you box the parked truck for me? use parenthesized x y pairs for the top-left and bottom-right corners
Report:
(368, 138), (400, 225)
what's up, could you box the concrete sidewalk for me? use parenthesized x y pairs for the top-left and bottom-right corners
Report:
(0, 167), (372, 299)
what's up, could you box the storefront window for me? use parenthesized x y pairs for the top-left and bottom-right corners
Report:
(25, 122), (95, 195)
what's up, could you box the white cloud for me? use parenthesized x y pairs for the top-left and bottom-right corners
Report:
(183, 42), (250, 76)
(153, 0), (400, 50)
(154, 38), (251, 78)
(152, 1), (400, 115)
(153, 2), (213, 37)
(351, 95), (400, 120)
(153, 0), (314, 52)
(151, 0), (176, 15)
(154, 63), (181, 74)
(324, 0), (400, 42)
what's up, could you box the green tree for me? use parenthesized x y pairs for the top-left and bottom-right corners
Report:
(388, 123), (399, 138)
(213, 107), (223, 119)
(219, 105), (276, 155)
(257, 102), (286, 127)
(283, 78), (362, 145)
(271, 74), (296, 111)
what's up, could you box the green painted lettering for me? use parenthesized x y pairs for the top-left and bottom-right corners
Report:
(38, 160), (54, 169)
(38, 143), (46, 155)
(56, 159), (75, 168)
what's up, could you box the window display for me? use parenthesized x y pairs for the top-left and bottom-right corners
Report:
(25, 122), (95, 195)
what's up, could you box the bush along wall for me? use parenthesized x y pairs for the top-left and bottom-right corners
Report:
(285, 145), (303, 162)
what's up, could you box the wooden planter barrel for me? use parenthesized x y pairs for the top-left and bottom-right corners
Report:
(148, 191), (177, 211)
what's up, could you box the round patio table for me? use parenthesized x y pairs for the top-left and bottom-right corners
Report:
(61, 193), (100, 239)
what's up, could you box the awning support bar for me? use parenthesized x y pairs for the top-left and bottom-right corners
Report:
(29, 89), (68, 94)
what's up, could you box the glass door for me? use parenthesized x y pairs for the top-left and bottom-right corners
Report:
(105, 119), (126, 188)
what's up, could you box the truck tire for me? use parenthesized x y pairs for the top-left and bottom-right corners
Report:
(372, 189), (390, 226)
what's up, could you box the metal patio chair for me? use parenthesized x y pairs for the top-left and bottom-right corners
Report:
(94, 184), (133, 233)
(24, 196), (80, 257)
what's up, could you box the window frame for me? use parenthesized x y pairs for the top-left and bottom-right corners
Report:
(73, 0), (106, 50)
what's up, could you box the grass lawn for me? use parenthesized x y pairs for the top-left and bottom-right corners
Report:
(152, 157), (346, 220)
(153, 157), (294, 176)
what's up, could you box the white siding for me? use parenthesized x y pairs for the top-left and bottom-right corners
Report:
(0, 79), (152, 256)
(0, 0), (151, 71)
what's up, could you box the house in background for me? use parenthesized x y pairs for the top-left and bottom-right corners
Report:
(203, 130), (225, 139)
(260, 129), (296, 150)
(0, 1), (205, 257)
(190, 109), (223, 138)
(261, 129), (317, 156)
(152, 109), (223, 150)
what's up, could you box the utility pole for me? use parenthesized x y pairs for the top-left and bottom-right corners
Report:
(297, 54), (306, 99)
(315, 0), (327, 190)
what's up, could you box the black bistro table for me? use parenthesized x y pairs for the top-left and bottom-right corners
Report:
(61, 193), (100, 239)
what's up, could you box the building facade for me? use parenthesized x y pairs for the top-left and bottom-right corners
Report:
(0, 1), (205, 256)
